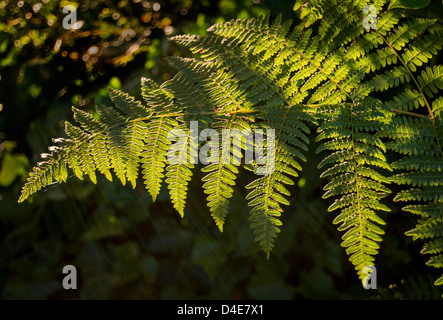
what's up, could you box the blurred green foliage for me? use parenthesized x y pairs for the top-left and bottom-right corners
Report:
(0, 0), (442, 300)
(0, 141), (28, 187)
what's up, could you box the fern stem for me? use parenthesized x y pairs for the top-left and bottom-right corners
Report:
(349, 102), (364, 267)
(392, 109), (425, 118)
(305, 103), (351, 108)
(146, 109), (258, 119)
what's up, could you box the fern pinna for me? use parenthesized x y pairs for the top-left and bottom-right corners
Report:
(18, 0), (442, 286)
(315, 98), (392, 279)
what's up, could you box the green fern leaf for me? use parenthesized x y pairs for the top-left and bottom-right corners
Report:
(316, 97), (391, 279)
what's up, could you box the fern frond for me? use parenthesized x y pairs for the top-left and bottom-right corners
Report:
(201, 116), (252, 231)
(386, 18), (436, 51)
(246, 106), (311, 257)
(417, 65), (443, 99)
(17, 3), (443, 285)
(402, 32), (442, 72)
(165, 123), (195, 217)
(316, 97), (391, 279)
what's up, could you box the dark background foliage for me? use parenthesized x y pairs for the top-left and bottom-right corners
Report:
(0, 0), (442, 299)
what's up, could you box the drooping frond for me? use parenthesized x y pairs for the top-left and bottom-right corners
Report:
(316, 97), (392, 279)
(245, 106), (312, 257)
